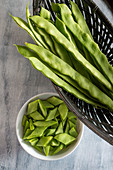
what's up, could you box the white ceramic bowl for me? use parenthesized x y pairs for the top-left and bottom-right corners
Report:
(16, 92), (84, 161)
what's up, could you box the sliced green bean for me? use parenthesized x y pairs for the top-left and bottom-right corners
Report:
(46, 107), (57, 121)
(29, 119), (35, 130)
(51, 3), (113, 86)
(69, 127), (78, 138)
(51, 139), (60, 146)
(26, 126), (47, 139)
(29, 111), (44, 120)
(27, 99), (38, 114)
(37, 136), (53, 147)
(33, 120), (58, 127)
(51, 143), (64, 155)
(22, 115), (28, 126)
(55, 121), (63, 135)
(65, 121), (70, 133)
(23, 129), (32, 140)
(45, 129), (56, 136)
(30, 15), (112, 91)
(43, 145), (50, 156)
(69, 120), (76, 129)
(29, 138), (39, 146)
(47, 96), (63, 106)
(33, 146), (43, 153)
(68, 111), (77, 120)
(42, 100), (54, 109)
(58, 103), (68, 120)
(38, 99), (47, 117)
(54, 133), (75, 145)
(24, 120), (30, 133)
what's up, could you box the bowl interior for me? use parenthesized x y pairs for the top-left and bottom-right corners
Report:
(16, 92), (84, 160)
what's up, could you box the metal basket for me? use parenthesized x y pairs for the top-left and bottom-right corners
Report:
(33, 0), (113, 145)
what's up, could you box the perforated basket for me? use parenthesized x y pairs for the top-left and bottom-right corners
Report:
(33, 0), (113, 145)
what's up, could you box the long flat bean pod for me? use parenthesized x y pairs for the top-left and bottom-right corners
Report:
(28, 57), (103, 107)
(26, 3), (49, 49)
(51, 3), (113, 86)
(70, 1), (92, 39)
(55, 16), (78, 50)
(24, 43), (113, 110)
(15, 45), (107, 108)
(9, 13), (42, 47)
(30, 15), (112, 91)
(55, 16), (92, 80)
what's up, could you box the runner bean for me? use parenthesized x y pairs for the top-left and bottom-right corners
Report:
(52, 3), (113, 86)
(30, 15), (112, 91)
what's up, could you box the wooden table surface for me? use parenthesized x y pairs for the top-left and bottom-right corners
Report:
(0, 0), (113, 169)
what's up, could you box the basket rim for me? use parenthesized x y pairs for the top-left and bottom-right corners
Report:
(88, 0), (113, 34)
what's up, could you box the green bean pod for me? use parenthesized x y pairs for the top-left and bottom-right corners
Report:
(55, 16), (78, 50)
(35, 27), (56, 54)
(70, 1), (92, 38)
(9, 13), (42, 46)
(51, 3), (113, 86)
(40, 6), (51, 20)
(24, 43), (113, 110)
(15, 45), (107, 107)
(26, 3), (49, 49)
(55, 16), (92, 80)
(30, 15), (112, 91)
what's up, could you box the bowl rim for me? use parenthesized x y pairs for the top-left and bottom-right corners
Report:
(16, 92), (84, 161)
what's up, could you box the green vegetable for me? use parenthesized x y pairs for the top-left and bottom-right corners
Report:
(58, 103), (68, 120)
(22, 96), (78, 156)
(42, 100), (54, 109)
(29, 138), (39, 146)
(46, 107), (57, 121)
(26, 126), (47, 139)
(37, 136), (53, 147)
(52, 3), (113, 86)
(22, 115), (28, 126)
(45, 129), (56, 136)
(29, 119), (35, 130)
(70, 1), (92, 38)
(40, 6), (51, 20)
(23, 129), (32, 140)
(9, 13), (42, 46)
(29, 111), (44, 120)
(51, 143), (64, 155)
(54, 133), (76, 145)
(26, 3), (49, 49)
(25, 44), (113, 110)
(55, 121), (63, 135)
(43, 145), (50, 156)
(47, 96), (63, 106)
(69, 127), (78, 138)
(27, 56), (104, 107)
(30, 15), (112, 91)
(27, 99), (38, 114)
(33, 120), (58, 127)
(38, 99), (47, 117)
